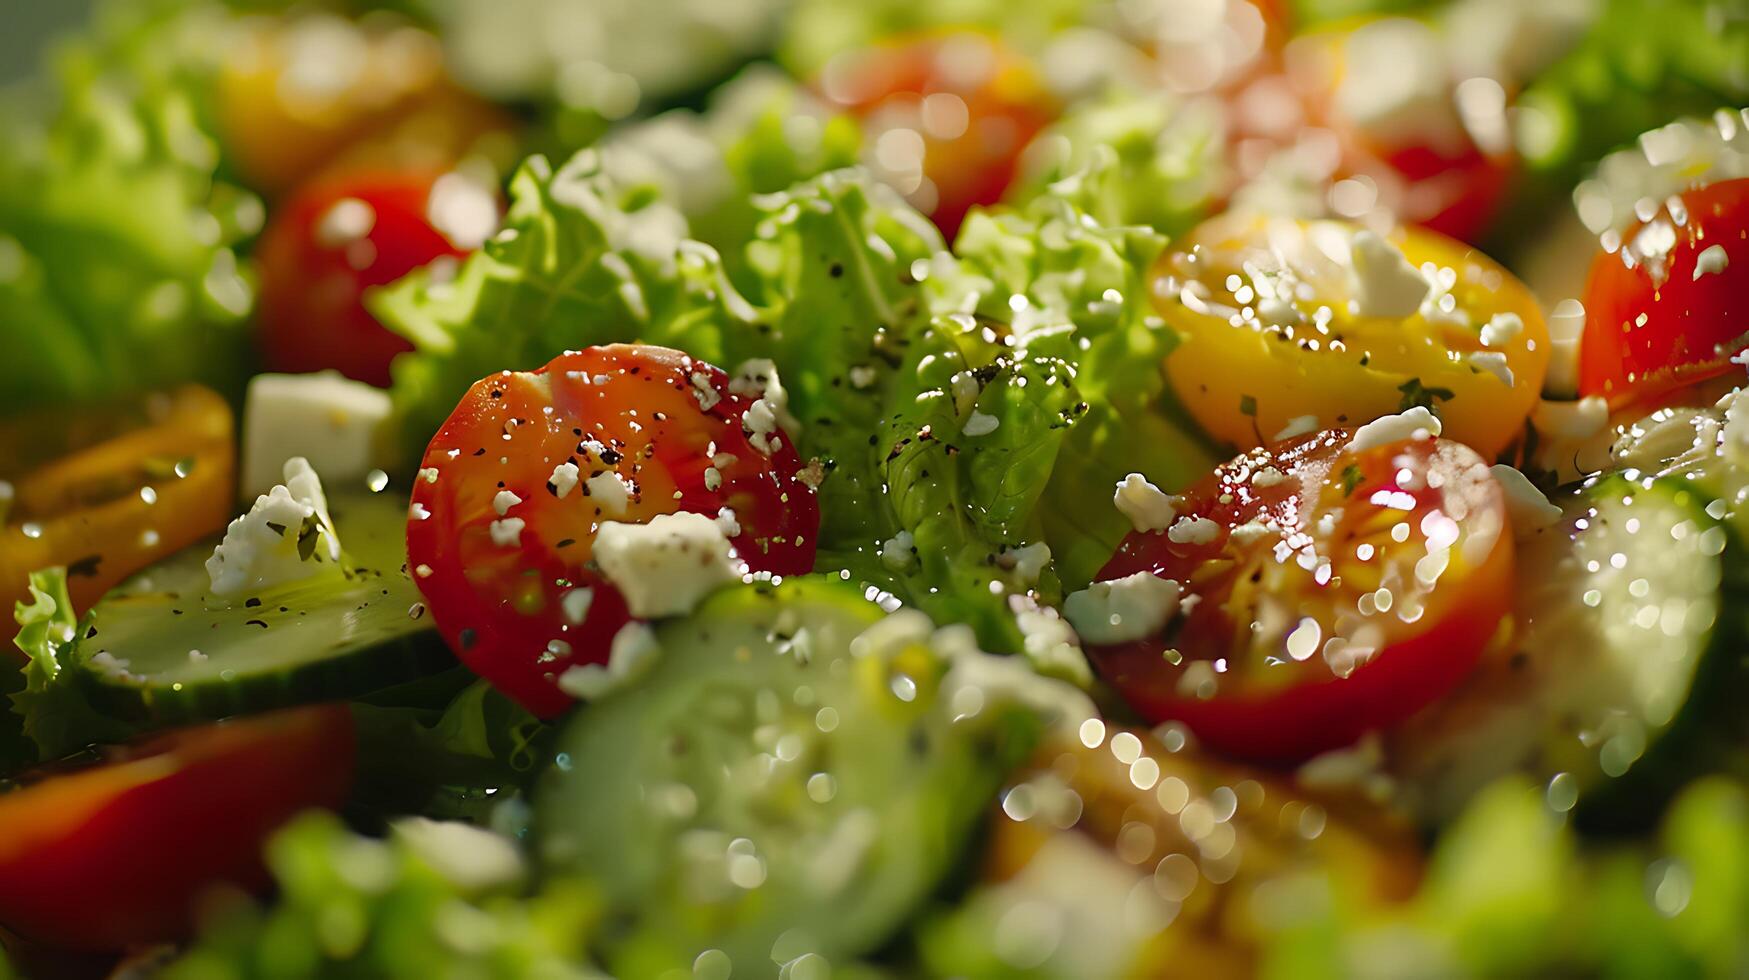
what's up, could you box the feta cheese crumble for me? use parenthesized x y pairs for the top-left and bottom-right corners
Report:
(1063, 572), (1183, 645)
(1693, 244), (1730, 280)
(1468, 350), (1515, 388)
(548, 461), (580, 498)
(593, 511), (742, 618)
(962, 410), (1000, 437)
(584, 471), (631, 516)
(1166, 515), (1220, 545)
(1113, 473), (1179, 532)
(206, 457), (342, 597)
(1350, 231), (1430, 318)
(1479, 312), (1524, 347)
(880, 530), (917, 572)
(1349, 406), (1442, 452)
(558, 622), (661, 699)
(1489, 464), (1562, 532)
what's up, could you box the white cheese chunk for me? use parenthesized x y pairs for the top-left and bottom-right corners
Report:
(1113, 473), (1180, 532)
(557, 622), (661, 700)
(1166, 515), (1220, 546)
(1479, 312), (1524, 347)
(593, 512), (741, 618)
(963, 410), (1000, 437)
(880, 530), (917, 572)
(1543, 299), (1587, 399)
(584, 471), (630, 516)
(1532, 395), (1609, 440)
(548, 461), (580, 499)
(240, 372), (391, 500)
(560, 586), (595, 626)
(1063, 572), (1183, 645)
(1349, 406), (1442, 452)
(1350, 230), (1431, 319)
(1489, 464), (1562, 533)
(492, 489), (522, 516)
(1273, 415), (1321, 441)
(1694, 244), (1731, 280)
(206, 457), (342, 597)
(1003, 542), (1052, 586)
(1468, 350), (1515, 388)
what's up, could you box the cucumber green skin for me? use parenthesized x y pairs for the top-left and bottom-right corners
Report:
(66, 491), (454, 726)
(1578, 478), (1749, 832)
(535, 577), (1042, 978)
(1388, 474), (1743, 830)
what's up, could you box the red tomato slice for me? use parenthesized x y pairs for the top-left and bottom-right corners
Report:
(407, 345), (821, 716)
(0, 705), (353, 950)
(1579, 178), (1749, 407)
(256, 169), (497, 387)
(1080, 427), (1513, 764)
(819, 31), (1056, 240)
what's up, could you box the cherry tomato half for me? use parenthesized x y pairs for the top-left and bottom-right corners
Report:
(1077, 426), (1513, 763)
(256, 168), (497, 387)
(1579, 178), (1749, 408)
(407, 345), (821, 716)
(0, 385), (234, 627)
(0, 705), (354, 950)
(820, 31), (1056, 240)
(1157, 213), (1548, 459)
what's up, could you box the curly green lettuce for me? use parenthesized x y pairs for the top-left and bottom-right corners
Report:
(0, 0), (258, 414)
(377, 148), (1209, 654)
(8, 567), (137, 767)
(167, 813), (603, 980)
(601, 67), (863, 286)
(372, 149), (755, 457)
(1006, 88), (1227, 239)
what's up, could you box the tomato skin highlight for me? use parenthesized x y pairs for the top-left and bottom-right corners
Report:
(0, 705), (354, 951)
(256, 169), (490, 387)
(1082, 429), (1512, 764)
(408, 345), (820, 716)
(1579, 178), (1749, 408)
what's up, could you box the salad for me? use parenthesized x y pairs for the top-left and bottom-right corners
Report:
(2, 0), (1748, 976)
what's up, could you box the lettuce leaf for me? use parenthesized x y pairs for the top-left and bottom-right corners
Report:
(0, 0), (257, 414)
(349, 679), (554, 826)
(1007, 88), (1226, 239)
(931, 160), (1220, 589)
(1513, 0), (1749, 176)
(9, 567), (136, 766)
(167, 812), (604, 980)
(373, 150), (756, 458)
(600, 68), (862, 288)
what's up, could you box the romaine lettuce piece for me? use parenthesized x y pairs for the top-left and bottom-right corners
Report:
(0, 0), (258, 414)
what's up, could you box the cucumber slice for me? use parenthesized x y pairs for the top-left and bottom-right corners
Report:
(67, 491), (453, 724)
(535, 578), (1055, 977)
(1387, 473), (1744, 827)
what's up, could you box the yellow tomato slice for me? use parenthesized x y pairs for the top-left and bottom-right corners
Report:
(1, 385), (235, 626)
(1156, 213), (1547, 458)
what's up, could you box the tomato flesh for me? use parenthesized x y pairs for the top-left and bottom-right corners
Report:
(256, 169), (495, 387)
(407, 345), (821, 716)
(1579, 178), (1749, 407)
(0, 705), (353, 950)
(821, 32), (1055, 240)
(1083, 428), (1512, 764)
